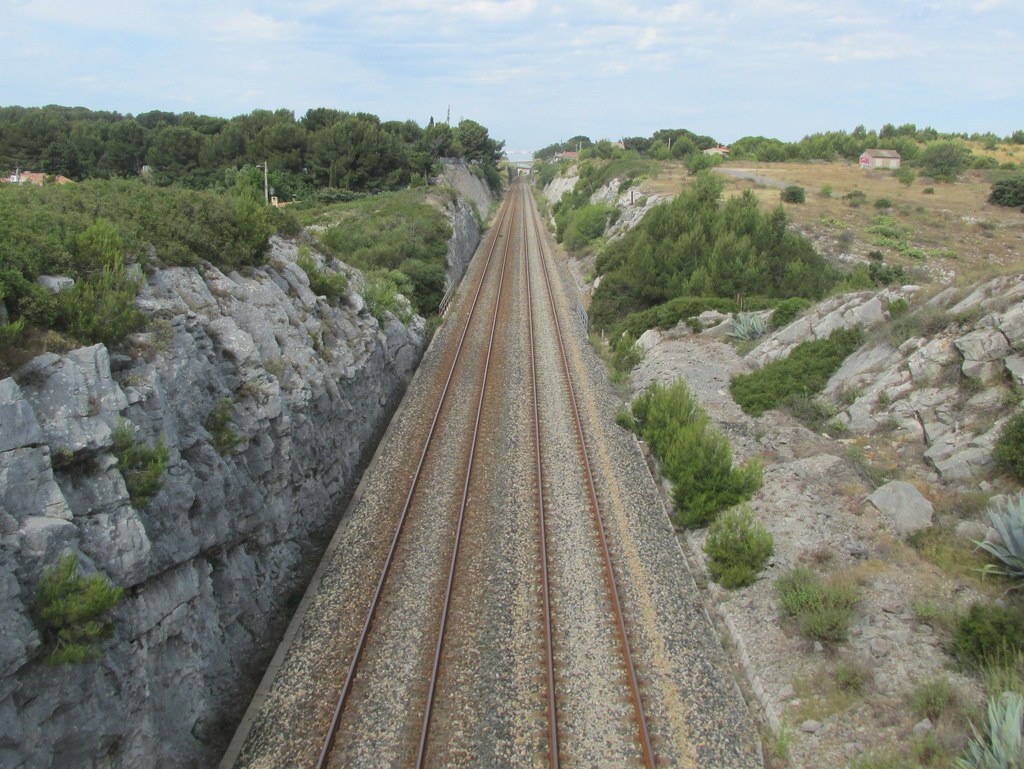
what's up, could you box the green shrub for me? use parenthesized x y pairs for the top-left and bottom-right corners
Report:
(613, 296), (742, 338)
(34, 554), (123, 665)
(561, 204), (617, 251)
(776, 567), (859, 642)
(781, 185), (806, 204)
(819, 185), (833, 198)
(631, 380), (762, 528)
(704, 505), (774, 588)
(954, 691), (1024, 769)
(896, 167), (917, 187)
(924, 187), (936, 195)
(994, 413), (1024, 483)
(397, 258), (446, 316)
(205, 398), (244, 456)
(835, 660), (870, 694)
(989, 176), (1024, 208)
(874, 197), (894, 210)
(296, 253), (348, 304)
(844, 190), (868, 207)
(111, 419), (168, 507)
(770, 297), (811, 328)
(952, 602), (1024, 670)
(730, 327), (865, 416)
(912, 677), (957, 721)
(976, 493), (1024, 587)
(609, 332), (643, 380)
(56, 256), (147, 347)
(362, 269), (412, 324)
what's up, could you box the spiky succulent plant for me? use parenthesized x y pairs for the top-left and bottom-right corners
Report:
(954, 691), (1024, 769)
(728, 312), (768, 341)
(976, 493), (1024, 588)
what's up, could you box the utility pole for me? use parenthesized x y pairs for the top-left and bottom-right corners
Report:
(256, 162), (269, 205)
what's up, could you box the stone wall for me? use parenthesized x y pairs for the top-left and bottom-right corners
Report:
(0, 192), (485, 769)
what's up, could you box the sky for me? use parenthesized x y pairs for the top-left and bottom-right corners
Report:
(4, 0), (1023, 159)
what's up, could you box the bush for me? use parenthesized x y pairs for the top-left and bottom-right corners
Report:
(844, 190), (868, 207)
(730, 327), (865, 416)
(770, 297), (811, 328)
(111, 420), (168, 508)
(205, 398), (244, 456)
(609, 332), (643, 380)
(874, 197), (894, 210)
(613, 296), (741, 338)
(781, 185), (806, 204)
(631, 380), (762, 528)
(918, 140), (972, 181)
(989, 176), (1024, 208)
(34, 554), (123, 665)
(819, 185), (833, 198)
(704, 505), (774, 588)
(995, 412), (1024, 483)
(296, 252), (348, 304)
(952, 602), (1024, 669)
(912, 677), (958, 721)
(776, 567), (859, 642)
(924, 187), (936, 194)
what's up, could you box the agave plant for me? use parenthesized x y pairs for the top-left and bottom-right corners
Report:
(728, 312), (768, 341)
(976, 493), (1024, 588)
(954, 691), (1024, 769)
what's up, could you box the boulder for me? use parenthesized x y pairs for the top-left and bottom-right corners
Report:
(906, 337), (959, 385)
(868, 481), (934, 537)
(0, 379), (44, 453)
(1005, 355), (1024, 387)
(36, 275), (74, 293)
(999, 305), (1024, 349)
(955, 328), (1010, 365)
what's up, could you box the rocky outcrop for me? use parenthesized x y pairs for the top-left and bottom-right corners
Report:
(0, 236), (432, 769)
(437, 161), (494, 291)
(540, 169), (664, 242)
(815, 274), (1024, 482)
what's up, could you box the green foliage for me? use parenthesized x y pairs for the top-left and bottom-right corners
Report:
(590, 174), (835, 330)
(630, 381), (762, 528)
(781, 185), (806, 204)
(561, 203), (617, 252)
(703, 505), (774, 588)
(730, 327), (865, 416)
(952, 603), (1024, 670)
(954, 692), (1024, 769)
(776, 567), (860, 642)
(296, 253), (348, 304)
(919, 140), (973, 181)
(995, 413), (1024, 483)
(613, 296), (742, 338)
(844, 190), (868, 207)
(362, 269), (412, 324)
(35, 554), (123, 665)
(989, 177), (1024, 208)
(728, 311), (768, 341)
(912, 677), (958, 721)
(874, 197), (894, 210)
(111, 420), (168, 507)
(896, 167), (917, 187)
(976, 494), (1024, 587)
(771, 297), (811, 328)
(819, 185), (833, 198)
(608, 333), (643, 380)
(205, 398), (244, 456)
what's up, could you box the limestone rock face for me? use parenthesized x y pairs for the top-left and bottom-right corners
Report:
(868, 481), (934, 537)
(0, 212), (501, 768)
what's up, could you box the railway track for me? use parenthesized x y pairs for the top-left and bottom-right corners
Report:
(227, 176), (763, 769)
(311, 180), (657, 768)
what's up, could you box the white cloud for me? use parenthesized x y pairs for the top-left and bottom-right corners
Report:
(203, 9), (299, 42)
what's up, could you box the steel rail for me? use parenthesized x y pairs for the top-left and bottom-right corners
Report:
(522, 182), (562, 769)
(524, 184), (657, 769)
(414, 181), (520, 769)
(315, 189), (520, 769)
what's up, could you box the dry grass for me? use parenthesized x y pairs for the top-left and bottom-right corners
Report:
(637, 159), (1024, 287)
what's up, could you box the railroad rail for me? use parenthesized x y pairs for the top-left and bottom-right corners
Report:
(523, 182), (656, 769)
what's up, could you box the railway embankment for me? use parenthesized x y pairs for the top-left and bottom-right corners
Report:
(0, 175), (491, 769)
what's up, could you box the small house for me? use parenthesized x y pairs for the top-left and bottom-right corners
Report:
(859, 149), (902, 170)
(703, 146), (730, 158)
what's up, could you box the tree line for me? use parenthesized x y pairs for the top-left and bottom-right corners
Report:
(537, 123), (1023, 168)
(0, 105), (505, 197)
